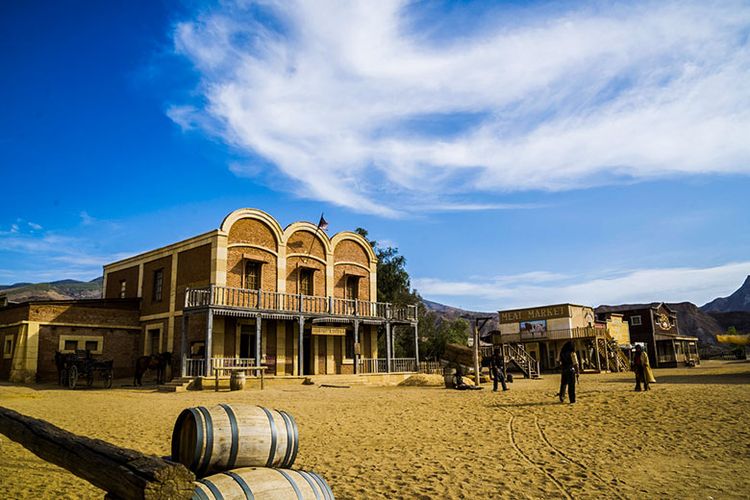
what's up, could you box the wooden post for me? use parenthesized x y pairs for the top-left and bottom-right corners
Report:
(473, 320), (480, 386)
(0, 406), (194, 500)
(255, 315), (262, 368)
(298, 316), (305, 376)
(385, 322), (392, 373)
(353, 320), (360, 375)
(205, 309), (213, 377)
(414, 321), (420, 372)
(180, 313), (188, 378)
(595, 337), (601, 372)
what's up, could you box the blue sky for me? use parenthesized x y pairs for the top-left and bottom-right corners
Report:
(1, 0), (750, 310)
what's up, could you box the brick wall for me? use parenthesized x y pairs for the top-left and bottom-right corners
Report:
(141, 255), (172, 316)
(176, 243), (211, 312)
(105, 265), (139, 298)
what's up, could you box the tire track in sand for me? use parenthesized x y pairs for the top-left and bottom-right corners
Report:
(505, 411), (573, 500)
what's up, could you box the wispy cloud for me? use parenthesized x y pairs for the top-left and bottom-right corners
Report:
(170, 0), (750, 216)
(413, 262), (750, 310)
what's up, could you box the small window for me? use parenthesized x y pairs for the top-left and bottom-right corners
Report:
(630, 315), (642, 326)
(152, 269), (164, 302)
(3, 337), (13, 359)
(85, 340), (99, 352)
(300, 268), (314, 296)
(119, 280), (127, 299)
(147, 328), (161, 355)
(244, 261), (261, 290)
(64, 340), (78, 351)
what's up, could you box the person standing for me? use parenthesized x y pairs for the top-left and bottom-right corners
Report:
(558, 341), (579, 403)
(633, 344), (655, 391)
(490, 349), (509, 392)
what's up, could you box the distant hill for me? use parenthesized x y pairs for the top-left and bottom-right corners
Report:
(0, 277), (102, 303)
(422, 299), (498, 336)
(701, 275), (750, 313)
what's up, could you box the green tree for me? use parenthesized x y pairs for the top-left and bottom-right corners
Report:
(419, 313), (470, 361)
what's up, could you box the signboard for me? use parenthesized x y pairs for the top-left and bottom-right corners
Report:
(312, 325), (347, 336)
(520, 319), (547, 336)
(499, 305), (570, 323)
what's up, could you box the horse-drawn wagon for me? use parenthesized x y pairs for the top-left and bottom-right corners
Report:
(55, 350), (114, 389)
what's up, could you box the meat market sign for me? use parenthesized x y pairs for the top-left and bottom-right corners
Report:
(499, 305), (571, 323)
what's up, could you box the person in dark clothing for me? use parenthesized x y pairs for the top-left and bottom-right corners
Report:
(489, 349), (508, 392)
(632, 344), (654, 391)
(558, 341), (579, 404)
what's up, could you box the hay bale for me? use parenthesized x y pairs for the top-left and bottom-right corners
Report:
(398, 374), (445, 387)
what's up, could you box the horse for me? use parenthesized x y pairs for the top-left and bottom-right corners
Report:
(133, 352), (172, 386)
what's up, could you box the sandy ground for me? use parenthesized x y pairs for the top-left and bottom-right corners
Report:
(1, 360), (749, 499)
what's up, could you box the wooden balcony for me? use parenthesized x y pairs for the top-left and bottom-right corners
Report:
(184, 285), (417, 322)
(495, 326), (603, 343)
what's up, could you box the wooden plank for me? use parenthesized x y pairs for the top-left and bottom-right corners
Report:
(0, 406), (195, 500)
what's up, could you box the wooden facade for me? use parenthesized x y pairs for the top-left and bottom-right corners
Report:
(495, 303), (630, 372)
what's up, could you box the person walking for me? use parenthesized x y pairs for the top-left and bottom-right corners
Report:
(558, 341), (579, 403)
(633, 344), (655, 391)
(490, 349), (509, 392)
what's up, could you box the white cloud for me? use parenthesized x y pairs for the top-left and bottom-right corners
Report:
(27, 222), (42, 231)
(171, 0), (750, 215)
(10, 224), (19, 233)
(413, 262), (750, 310)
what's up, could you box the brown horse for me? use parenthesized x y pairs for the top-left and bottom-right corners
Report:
(133, 352), (172, 386)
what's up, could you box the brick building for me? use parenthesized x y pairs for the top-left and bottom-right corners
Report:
(0, 299), (140, 383)
(101, 208), (418, 378)
(1, 208), (419, 384)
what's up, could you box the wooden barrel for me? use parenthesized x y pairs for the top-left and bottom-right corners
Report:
(229, 371), (246, 391)
(171, 404), (299, 477)
(194, 467), (334, 500)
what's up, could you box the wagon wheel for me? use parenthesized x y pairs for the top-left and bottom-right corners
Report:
(103, 369), (113, 389)
(68, 365), (78, 389)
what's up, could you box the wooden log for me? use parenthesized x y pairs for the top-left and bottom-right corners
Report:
(0, 406), (195, 500)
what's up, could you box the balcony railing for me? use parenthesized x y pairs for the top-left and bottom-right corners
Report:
(185, 285), (417, 321)
(358, 358), (417, 374)
(496, 326), (603, 343)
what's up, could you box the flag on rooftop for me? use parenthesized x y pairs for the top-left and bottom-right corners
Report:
(317, 213), (329, 232)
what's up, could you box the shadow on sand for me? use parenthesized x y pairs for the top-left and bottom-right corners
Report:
(603, 371), (750, 385)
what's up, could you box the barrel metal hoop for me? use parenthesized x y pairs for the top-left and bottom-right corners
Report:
(282, 410), (300, 467)
(192, 483), (211, 500)
(276, 469), (303, 500)
(278, 410), (295, 468)
(198, 478), (225, 500)
(297, 470), (322, 500)
(187, 408), (205, 473)
(224, 471), (256, 500)
(219, 404), (240, 469)
(171, 409), (191, 463)
(197, 406), (214, 476)
(310, 471), (335, 500)
(260, 406), (278, 467)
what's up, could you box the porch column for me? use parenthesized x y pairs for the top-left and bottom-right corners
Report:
(255, 314), (262, 368)
(353, 320), (360, 375)
(414, 321), (420, 372)
(181, 313), (188, 377)
(205, 309), (213, 377)
(298, 315), (305, 376)
(386, 322), (392, 373)
(595, 338), (601, 372)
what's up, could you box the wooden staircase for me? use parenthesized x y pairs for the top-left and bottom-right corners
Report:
(596, 337), (630, 372)
(502, 343), (541, 379)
